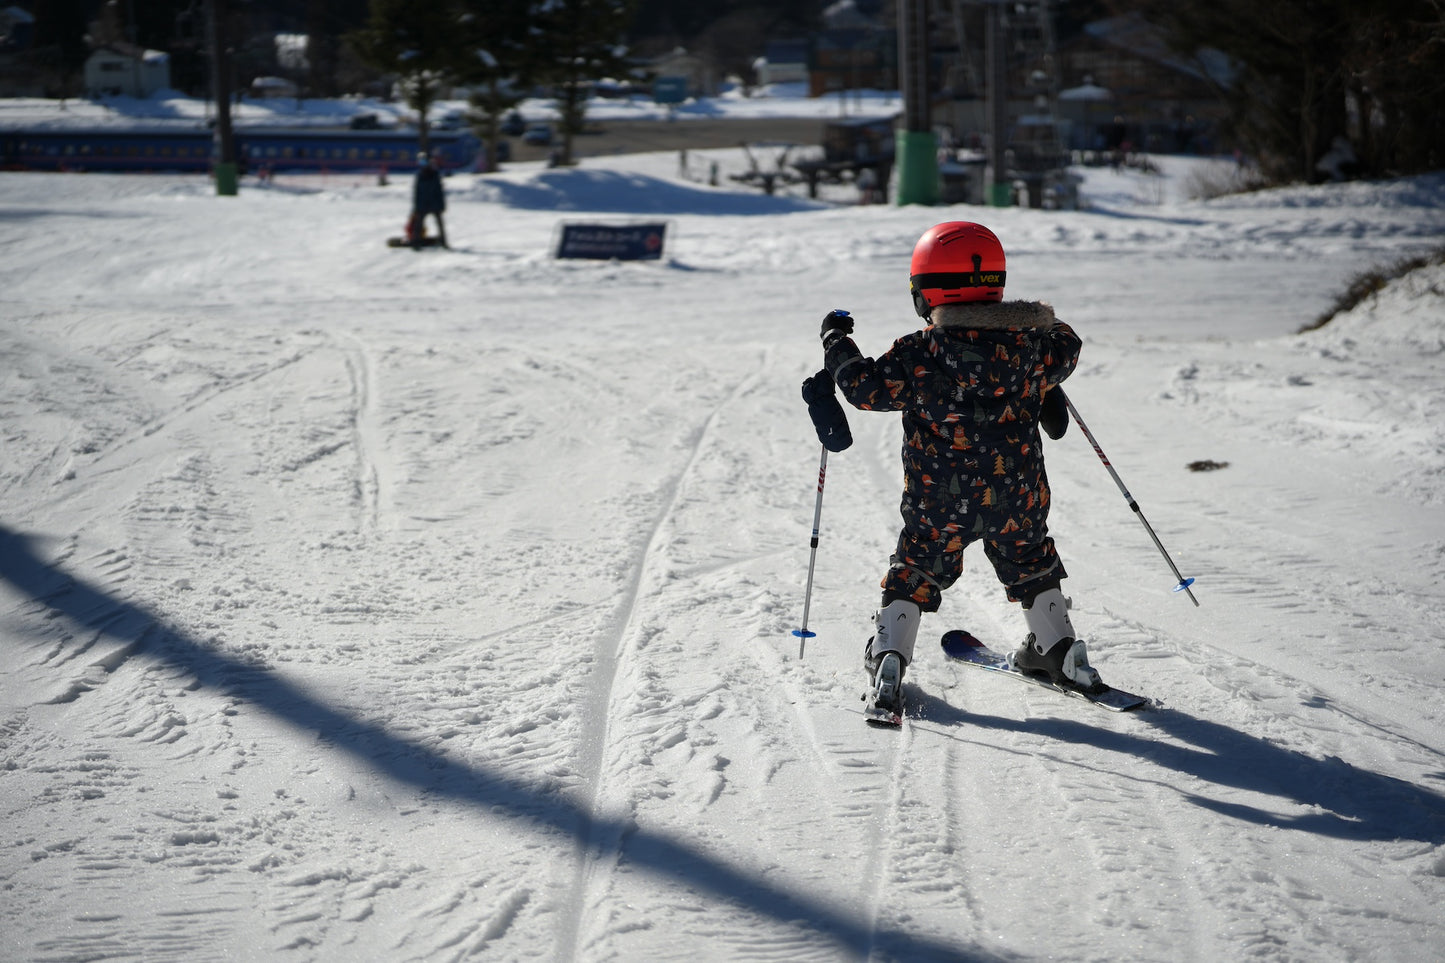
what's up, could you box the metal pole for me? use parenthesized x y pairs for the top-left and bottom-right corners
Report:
(1064, 394), (1200, 605)
(985, 1), (1011, 205)
(894, 0), (938, 204)
(208, 0), (237, 195)
(793, 445), (829, 657)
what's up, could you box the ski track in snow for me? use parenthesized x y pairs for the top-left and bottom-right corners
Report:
(561, 349), (775, 958)
(336, 330), (389, 532)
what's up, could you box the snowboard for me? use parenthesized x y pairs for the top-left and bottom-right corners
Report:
(387, 236), (444, 248)
(940, 630), (1152, 712)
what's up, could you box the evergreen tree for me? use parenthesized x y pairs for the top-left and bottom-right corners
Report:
(349, 0), (465, 151)
(307, 0), (340, 98)
(30, 0), (97, 97)
(528, 0), (639, 166)
(453, 0), (534, 172)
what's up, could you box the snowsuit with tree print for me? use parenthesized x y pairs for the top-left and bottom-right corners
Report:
(823, 300), (1081, 611)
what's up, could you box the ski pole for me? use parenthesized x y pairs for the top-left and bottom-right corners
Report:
(793, 445), (828, 658)
(794, 366), (853, 658)
(1061, 392), (1200, 606)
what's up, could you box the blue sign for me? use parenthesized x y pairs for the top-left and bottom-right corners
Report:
(653, 76), (689, 105)
(556, 222), (667, 261)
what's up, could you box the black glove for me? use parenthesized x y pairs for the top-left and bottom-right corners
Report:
(1040, 387), (1069, 439)
(820, 309), (854, 348)
(801, 369), (853, 452)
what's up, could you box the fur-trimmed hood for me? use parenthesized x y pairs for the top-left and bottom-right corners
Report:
(931, 300), (1056, 330)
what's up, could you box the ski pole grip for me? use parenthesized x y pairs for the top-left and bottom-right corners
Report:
(802, 369), (853, 452)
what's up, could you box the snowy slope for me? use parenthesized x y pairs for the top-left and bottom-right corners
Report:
(2, 132), (1444, 962)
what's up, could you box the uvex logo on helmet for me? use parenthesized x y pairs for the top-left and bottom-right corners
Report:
(909, 221), (1006, 318)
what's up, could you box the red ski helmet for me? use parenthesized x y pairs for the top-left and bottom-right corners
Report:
(909, 221), (1006, 317)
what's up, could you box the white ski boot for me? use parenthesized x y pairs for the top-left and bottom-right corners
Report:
(1011, 588), (1106, 694)
(863, 599), (920, 723)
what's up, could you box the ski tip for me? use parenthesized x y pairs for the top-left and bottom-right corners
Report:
(940, 629), (984, 648)
(1172, 577), (1196, 593)
(791, 629), (817, 639)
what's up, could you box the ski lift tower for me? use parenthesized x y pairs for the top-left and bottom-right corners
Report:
(949, 1), (1067, 206)
(896, 0), (1066, 207)
(986, 0), (1068, 206)
(895, 0), (937, 205)
(1003, 1), (1070, 207)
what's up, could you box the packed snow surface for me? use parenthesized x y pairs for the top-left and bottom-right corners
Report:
(3, 95), (1445, 962)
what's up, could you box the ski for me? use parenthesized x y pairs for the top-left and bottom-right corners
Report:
(940, 630), (1152, 712)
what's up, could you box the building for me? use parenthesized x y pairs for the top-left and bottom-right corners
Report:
(808, 0), (895, 98)
(250, 76), (299, 99)
(0, 5), (33, 53)
(753, 39), (808, 87)
(649, 47), (717, 99)
(85, 44), (172, 98)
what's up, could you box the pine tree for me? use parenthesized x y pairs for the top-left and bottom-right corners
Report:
(528, 0), (639, 166)
(350, 0), (463, 151)
(453, 0), (533, 172)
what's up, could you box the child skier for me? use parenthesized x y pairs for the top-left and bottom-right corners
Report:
(819, 221), (1103, 719)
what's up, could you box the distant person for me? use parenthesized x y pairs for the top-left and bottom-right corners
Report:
(857, 166), (878, 204)
(410, 151), (447, 249)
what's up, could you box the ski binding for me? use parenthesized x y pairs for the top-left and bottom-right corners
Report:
(863, 695), (903, 728)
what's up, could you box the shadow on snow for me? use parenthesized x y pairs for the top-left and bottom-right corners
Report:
(0, 524), (992, 963)
(472, 168), (824, 216)
(905, 686), (1445, 843)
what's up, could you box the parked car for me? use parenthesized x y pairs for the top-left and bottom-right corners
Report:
(522, 123), (552, 146)
(434, 109), (466, 131)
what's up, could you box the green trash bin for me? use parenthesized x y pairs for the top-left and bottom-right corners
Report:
(215, 161), (238, 196)
(894, 130), (939, 206)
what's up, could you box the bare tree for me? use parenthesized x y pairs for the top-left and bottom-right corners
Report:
(1114, 0), (1445, 181)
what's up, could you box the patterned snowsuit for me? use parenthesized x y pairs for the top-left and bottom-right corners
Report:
(824, 300), (1081, 611)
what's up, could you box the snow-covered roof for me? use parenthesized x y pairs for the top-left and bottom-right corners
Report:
(1059, 83), (1113, 102)
(89, 44), (169, 66)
